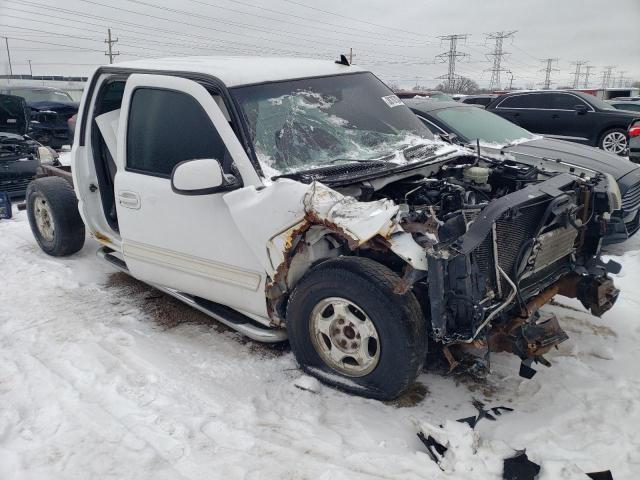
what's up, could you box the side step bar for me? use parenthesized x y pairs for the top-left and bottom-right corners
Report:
(97, 247), (288, 343)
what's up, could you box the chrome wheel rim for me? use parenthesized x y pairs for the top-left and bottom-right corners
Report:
(309, 297), (380, 377)
(34, 195), (55, 242)
(602, 132), (627, 154)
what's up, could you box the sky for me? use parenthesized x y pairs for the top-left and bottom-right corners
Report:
(0, 0), (639, 90)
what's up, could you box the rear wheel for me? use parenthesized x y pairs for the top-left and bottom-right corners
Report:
(599, 128), (628, 155)
(286, 257), (427, 400)
(27, 177), (85, 256)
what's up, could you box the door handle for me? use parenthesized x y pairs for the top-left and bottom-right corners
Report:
(551, 114), (560, 119)
(117, 190), (141, 210)
(512, 112), (520, 117)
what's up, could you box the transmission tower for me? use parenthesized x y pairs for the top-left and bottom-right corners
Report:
(485, 31), (516, 91)
(435, 34), (469, 93)
(583, 65), (596, 88)
(570, 60), (588, 89)
(539, 58), (559, 89)
(601, 66), (615, 88)
(617, 70), (627, 88)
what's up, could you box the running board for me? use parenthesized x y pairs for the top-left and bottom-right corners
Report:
(97, 247), (287, 343)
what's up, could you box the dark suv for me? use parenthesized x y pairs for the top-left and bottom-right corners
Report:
(486, 90), (640, 156)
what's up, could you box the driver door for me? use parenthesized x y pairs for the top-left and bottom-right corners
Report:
(114, 74), (268, 318)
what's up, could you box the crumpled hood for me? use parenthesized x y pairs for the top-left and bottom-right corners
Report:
(502, 137), (638, 180)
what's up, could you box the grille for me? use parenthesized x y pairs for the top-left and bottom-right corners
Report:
(0, 177), (31, 194)
(626, 210), (640, 236)
(622, 180), (640, 211)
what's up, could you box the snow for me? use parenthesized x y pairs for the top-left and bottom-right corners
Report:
(1, 209), (640, 479)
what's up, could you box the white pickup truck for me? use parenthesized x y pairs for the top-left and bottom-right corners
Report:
(26, 56), (621, 399)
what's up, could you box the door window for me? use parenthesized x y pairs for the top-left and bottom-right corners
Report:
(497, 93), (552, 109)
(551, 93), (588, 110)
(126, 87), (227, 177)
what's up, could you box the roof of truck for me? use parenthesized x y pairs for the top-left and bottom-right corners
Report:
(109, 56), (367, 87)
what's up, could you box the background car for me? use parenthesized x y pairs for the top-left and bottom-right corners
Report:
(394, 90), (454, 101)
(485, 90), (640, 156)
(629, 120), (640, 163)
(608, 100), (640, 113)
(0, 86), (79, 150)
(458, 94), (496, 107)
(1, 94), (58, 199)
(405, 98), (640, 243)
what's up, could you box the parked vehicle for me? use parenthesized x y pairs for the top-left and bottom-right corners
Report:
(394, 90), (454, 101)
(405, 98), (640, 243)
(26, 57), (621, 400)
(459, 94), (496, 107)
(608, 101), (640, 113)
(0, 86), (79, 150)
(629, 120), (640, 163)
(486, 90), (640, 156)
(1, 94), (58, 198)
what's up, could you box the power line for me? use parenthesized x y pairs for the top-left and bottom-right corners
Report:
(539, 58), (559, 89)
(435, 34), (469, 92)
(485, 31), (516, 90)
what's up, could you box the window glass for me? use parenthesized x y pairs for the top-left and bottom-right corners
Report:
(551, 93), (586, 110)
(498, 93), (551, 109)
(6, 88), (73, 103)
(614, 103), (640, 112)
(231, 72), (433, 177)
(432, 106), (534, 145)
(126, 88), (226, 176)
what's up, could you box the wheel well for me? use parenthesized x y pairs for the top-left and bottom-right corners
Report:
(598, 125), (627, 144)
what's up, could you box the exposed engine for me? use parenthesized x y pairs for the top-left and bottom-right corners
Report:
(370, 156), (620, 377)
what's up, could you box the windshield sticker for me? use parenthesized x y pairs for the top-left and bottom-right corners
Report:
(381, 95), (403, 108)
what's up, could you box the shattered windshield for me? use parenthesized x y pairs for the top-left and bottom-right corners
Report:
(231, 72), (434, 177)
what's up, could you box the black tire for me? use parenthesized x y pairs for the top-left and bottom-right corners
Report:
(26, 177), (85, 256)
(598, 127), (628, 155)
(287, 256), (427, 400)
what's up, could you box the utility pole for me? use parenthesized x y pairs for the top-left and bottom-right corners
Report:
(539, 58), (559, 89)
(28, 59), (33, 76)
(485, 31), (516, 91)
(348, 47), (355, 64)
(3, 36), (12, 75)
(435, 33), (469, 93)
(583, 65), (595, 88)
(617, 70), (627, 88)
(506, 70), (514, 90)
(570, 60), (588, 89)
(104, 28), (120, 64)
(600, 65), (615, 89)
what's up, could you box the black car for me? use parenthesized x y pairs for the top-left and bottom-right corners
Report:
(1, 94), (58, 199)
(608, 101), (640, 114)
(405, 98), (640, 243)
(486, 90), (640, 156)
(0, 86), (79, 150)
(459, 94), (496, 107)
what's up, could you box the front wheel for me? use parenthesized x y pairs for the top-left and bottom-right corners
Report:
(286, 257), (427, 400)
(599, 128), (628, 155)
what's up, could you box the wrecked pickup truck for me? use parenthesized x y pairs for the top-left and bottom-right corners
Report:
(26, 57), (622, 400)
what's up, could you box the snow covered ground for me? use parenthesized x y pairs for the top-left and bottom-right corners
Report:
(1, 208), (639, 479)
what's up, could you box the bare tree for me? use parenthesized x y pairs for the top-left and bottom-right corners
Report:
(435, 76), (479, 94)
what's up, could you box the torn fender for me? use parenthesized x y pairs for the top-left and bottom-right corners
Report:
(224, 179), (428, 278)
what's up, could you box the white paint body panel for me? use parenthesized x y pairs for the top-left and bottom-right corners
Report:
(115, 74), (268, 319)
(111, 56), (365, 87)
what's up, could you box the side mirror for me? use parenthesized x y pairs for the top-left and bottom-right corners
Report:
(574, 104), (588, 115)
(171, 158), (238, 195)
